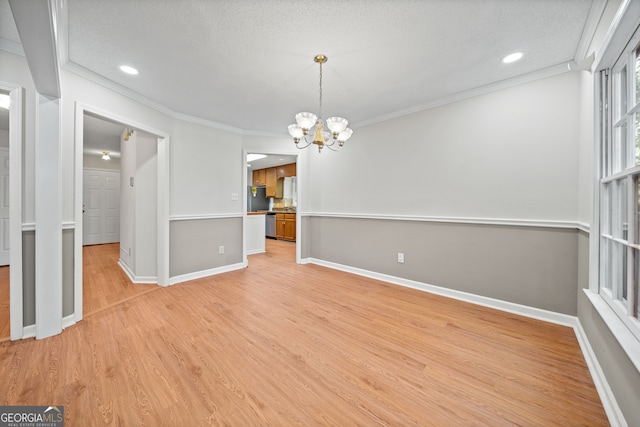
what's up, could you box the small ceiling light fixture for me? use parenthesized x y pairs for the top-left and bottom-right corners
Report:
(288, 54), (353, 153)
(502, 52), (523, 64)
(101, 151), (111, 160)
(119, 65), (139, 75)
(0, 94), (10, 109)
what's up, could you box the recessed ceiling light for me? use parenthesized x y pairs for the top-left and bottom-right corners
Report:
(247, 154), (267, 162)
(502, 52), (523, 64)
(119, 65), (139, 75)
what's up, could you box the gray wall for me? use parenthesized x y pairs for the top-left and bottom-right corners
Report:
(170, 217), (242, 278)
(307, 216), (578, 315)
(577, 232), (640, 426)
(63, 229), (74, 317)
(22, 231), (35, 326)
(22, 229), (74, 326)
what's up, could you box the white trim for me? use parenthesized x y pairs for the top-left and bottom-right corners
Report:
(170, 213), (243, 221)
(35, 93), (62, 339)
(302, 212), (584, 230)
(577, 222), (591, 233)
(573, 315), (628, 427)
(117, 260), (158, 285)
(73, 105), (84, 322)
(574, 0), (608, 63)
(1, 82), (24, 341)
(157, 135), (170, 286)
(593, 0), (639, 71)
(247, 248), (266, 256)
(308, 257), (578, 326)
(21, 223), (35, 231)
(22, 324), (35, 339)
(169, 262), (245, 286)
(584, 289), (640, 373)
(62, 221), (74, 230)
(304, 256), (626, 427)
(0, 38), (24, 57)
(61, 314), (75, 330)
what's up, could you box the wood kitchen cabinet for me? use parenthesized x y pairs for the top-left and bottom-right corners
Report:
(276, 213), (296, 241)
(252, 169), (266, 186)
(276, 163), (297, 178)
(265, 167), (277, 198)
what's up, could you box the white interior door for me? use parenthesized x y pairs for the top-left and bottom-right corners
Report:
(0, 148), (9, 266)
(83, 169), (120, 245)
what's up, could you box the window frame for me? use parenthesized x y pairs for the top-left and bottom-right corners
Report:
(596, 26), (640, 345)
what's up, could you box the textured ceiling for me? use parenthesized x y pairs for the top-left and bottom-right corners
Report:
(1, 0), (599, 139)
(60, 0), (596, 136)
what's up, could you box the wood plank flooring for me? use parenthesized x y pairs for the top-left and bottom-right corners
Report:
(0, 239), (608, 426)
(83, 243), (157, 316)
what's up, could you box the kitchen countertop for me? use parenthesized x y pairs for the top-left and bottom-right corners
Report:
(248, 210), (296, 215)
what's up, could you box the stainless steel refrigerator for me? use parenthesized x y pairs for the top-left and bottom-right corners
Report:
(247, 186), (269, 212)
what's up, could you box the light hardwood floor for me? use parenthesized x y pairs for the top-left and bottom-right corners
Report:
(0, 239), (608, 426)
(83, 243), (157, 316)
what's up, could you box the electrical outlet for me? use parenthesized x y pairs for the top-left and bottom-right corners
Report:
(397, 252), (405, 263)
(231, 193), (239, 201)
(219, 245), (225, 254)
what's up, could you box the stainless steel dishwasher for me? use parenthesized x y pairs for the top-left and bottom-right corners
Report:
(266, 212), (276, 238)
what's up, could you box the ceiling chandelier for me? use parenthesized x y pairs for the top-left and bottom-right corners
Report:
(288, 54), (353, 153)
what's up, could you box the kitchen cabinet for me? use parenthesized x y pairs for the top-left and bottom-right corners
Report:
(265, 167), (277, 198)
(252, 169), (266, 186)
(275, 213), (296, 241)
(276, 163), (297, 178)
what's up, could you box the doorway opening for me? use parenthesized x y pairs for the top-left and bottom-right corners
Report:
(244, 151), (300, 265)
(76, 104), (169, 323)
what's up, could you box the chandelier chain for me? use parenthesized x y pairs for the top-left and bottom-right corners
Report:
(318, 60), (323, 120)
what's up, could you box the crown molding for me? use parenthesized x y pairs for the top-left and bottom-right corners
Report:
(353, 62), (573, 129)
(0, 37), (24, 56)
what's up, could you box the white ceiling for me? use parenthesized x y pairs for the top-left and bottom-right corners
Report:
(1, 0), (600, 140)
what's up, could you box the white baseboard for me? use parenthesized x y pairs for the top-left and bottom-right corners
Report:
(62, 314), (75, 329)
(572, 320), (627, 427)
(305, 256), (626, 427)
(307, 258), (577, 326)
(169, 262), (245, 286)
(247, 249), (266, 255)
(118, 259), (158, 284)
(22, 324), (35, 339)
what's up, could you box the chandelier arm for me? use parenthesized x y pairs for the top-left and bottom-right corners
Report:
(324, 144), (341, 152)
(294, 133), (316, 149)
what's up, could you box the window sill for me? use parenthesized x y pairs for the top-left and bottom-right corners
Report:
(584, 289), (640, 373)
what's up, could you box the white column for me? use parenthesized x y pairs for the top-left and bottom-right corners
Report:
(35, 93), (62, 339)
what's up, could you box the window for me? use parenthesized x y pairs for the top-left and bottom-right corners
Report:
(598, 31), (640, 341)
